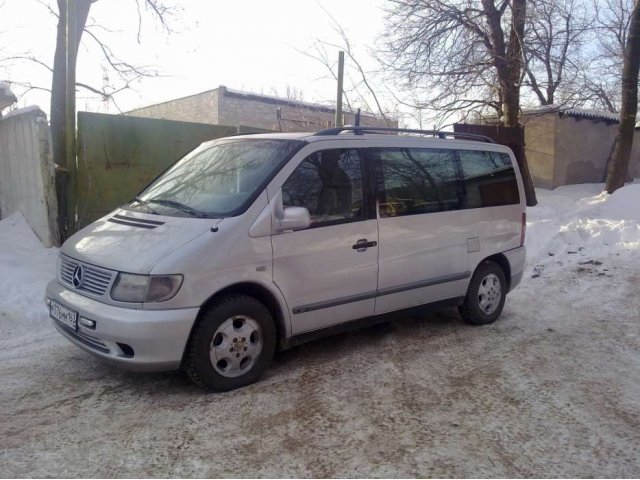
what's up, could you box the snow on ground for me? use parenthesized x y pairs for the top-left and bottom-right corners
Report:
(1, 184), (639, 477)
(0, 213), (57, 338)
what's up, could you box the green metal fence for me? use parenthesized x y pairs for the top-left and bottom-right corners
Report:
(73, 112), (263, 232)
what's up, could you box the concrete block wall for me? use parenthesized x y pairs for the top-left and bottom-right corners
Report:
(217, 87), (393, 132)
(554, 117), (619, 186)
(127, 90), (220, 124)
(126, 86), (394, 132)
(521, 112), (640, 188)
(0, 107), (57, 246)
(521, 114), (556, 189)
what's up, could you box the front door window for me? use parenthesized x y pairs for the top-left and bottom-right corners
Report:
(282, 148), (364, 227)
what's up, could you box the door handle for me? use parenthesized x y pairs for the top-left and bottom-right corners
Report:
(352, 238), (377, 252)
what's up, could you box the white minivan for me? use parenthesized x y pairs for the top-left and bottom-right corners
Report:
(46, 127), (526, 391)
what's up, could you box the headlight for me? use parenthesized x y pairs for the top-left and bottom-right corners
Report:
(111, 273), (183, 302)
(146, 275), (183, 302)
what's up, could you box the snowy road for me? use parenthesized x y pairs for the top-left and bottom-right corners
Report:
(1, 185), (639, 477)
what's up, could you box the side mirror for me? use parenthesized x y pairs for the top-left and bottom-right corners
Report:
(277, 206), (310, 232)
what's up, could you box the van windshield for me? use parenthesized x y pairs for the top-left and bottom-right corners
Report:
(129, 139), (303, 218)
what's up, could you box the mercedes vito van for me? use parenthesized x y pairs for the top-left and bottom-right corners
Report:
(46, 127), (526, 391)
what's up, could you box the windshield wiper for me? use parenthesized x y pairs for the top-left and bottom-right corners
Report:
(133, 196), (160, 215)
(147, 198), (208, 218)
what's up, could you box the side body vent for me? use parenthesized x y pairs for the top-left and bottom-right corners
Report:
(107, 214), (165, 229)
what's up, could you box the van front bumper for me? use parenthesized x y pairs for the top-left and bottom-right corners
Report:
(46, 280), (199, 372)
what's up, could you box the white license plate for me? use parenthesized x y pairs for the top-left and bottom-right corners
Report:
(50, 300), (78, 330)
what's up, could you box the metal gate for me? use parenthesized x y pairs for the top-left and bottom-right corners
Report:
(72, 112), (254, 232)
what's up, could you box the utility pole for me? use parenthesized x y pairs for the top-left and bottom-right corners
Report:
(335, 50), (344, 127)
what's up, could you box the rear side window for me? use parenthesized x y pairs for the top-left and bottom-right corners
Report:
(282, 149), (364, 226)
(373, 148), (461, 217)
(372, 147), (519, 218)
(458, 150), (520, 208)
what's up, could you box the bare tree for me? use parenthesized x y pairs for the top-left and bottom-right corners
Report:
(49, 0), (176, 166)
(583, 0), (635, 112)
(381, 0), (529, 127)
(381, 0), (536, 205)
(38, 0), (177, 239)
(605, 0), (640, 193)
(295, 7), (394, 127)
(523, 0), (592, 107)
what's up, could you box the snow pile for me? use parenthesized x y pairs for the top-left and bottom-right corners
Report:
(523, 104), (620, 122)
(600, 183), (640, 221)
(525, 182), (640, 282)
(0, 82), (17, 111)
(0, 213), (57, 334)
(0, 81), (16, 100)
(0, 105), (44, 120)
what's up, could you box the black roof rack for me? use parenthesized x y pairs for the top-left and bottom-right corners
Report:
(313, 126), (496, 143)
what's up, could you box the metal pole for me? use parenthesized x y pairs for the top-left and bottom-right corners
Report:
(335, 50), (344, 127)
(65, 0), (77, 235)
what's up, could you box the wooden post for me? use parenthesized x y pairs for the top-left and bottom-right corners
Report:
(335, 51), (344, 127)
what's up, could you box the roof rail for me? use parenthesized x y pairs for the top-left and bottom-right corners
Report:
(313, 126), (496, 143)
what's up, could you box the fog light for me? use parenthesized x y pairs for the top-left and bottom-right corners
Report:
(79, 317), (96, 329)
(45, 297), (51, 307)
(117, 343), (134, 358)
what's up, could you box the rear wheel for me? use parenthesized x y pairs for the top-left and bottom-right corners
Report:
(459, 261), (506, 325)
(185, 295), (276, 391)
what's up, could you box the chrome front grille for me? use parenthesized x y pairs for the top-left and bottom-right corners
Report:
(59, 255), (116, 297)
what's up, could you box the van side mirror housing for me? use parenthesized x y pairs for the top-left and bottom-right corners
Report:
(277, 207), (311, 232)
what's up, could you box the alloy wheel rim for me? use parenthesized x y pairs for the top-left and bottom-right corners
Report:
(477, 273), (502, 315)
(209, 315), (263, 378)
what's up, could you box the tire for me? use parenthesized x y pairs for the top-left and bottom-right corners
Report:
(458, 261), (507, 325)
(185, 295), (276, 392)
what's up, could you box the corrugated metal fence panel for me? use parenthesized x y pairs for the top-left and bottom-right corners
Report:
(75, 112), (237, 231)
(0, 108), (57, 246)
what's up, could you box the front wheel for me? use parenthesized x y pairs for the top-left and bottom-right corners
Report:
(185, 295), (276, 391)
(459, 261), (507, 325)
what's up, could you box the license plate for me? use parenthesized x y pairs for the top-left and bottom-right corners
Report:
(50, 299), (78, 330)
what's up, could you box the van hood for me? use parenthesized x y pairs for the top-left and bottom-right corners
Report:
(61, 209), (220, 274)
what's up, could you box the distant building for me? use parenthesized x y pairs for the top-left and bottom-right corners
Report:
(126, 85), (395, 132)
(518, 106), (640, 189)
(467, 105), (640, 189)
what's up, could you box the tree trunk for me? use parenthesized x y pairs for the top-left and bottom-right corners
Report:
(51, 0), (92, 242)
(504, 0), (537, 206)
(482, 0), (537, 206)
(605, 0), (640, 194)
(503, 0), (525, 128)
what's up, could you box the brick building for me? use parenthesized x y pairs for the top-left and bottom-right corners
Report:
(126, 85), (395, 132)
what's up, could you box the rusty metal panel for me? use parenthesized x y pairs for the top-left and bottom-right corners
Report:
(74, 112), (237, 231)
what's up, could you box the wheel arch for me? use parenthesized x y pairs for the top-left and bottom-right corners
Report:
(189, 282), (289, 354)
(480, 253), (512, 290)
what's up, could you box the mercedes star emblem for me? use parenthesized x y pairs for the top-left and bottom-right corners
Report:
(72, 265), (84, 289)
